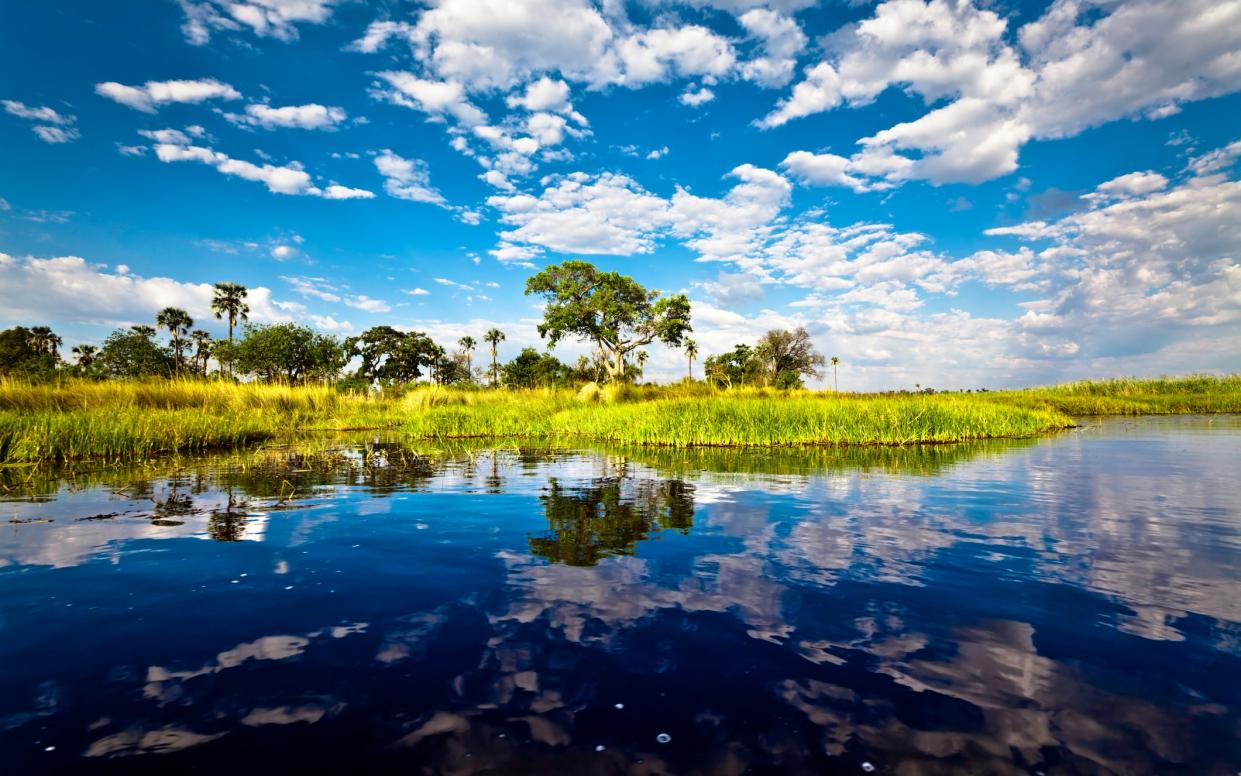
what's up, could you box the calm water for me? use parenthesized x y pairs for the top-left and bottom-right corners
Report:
(2, 416), (1240, 774)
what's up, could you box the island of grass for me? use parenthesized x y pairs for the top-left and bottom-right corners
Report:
(1, 375), (1238, 464)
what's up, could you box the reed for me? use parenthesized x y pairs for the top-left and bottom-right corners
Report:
(1, 374), (1232, 464)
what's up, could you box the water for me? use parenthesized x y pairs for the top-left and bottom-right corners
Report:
(1, 416), (1239, 774)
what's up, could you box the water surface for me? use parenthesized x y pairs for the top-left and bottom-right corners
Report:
(2, 416), (1240, 773)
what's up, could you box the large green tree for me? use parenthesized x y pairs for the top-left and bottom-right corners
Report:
(99, 328), (174, 378)
(232, 323), (347, 383)
(524, 260), (691, 383)
(754, 327), (826, 388)
(0, 326), (60, 379)
(348, 326), (437, 384)
(501, 347), (572, 389)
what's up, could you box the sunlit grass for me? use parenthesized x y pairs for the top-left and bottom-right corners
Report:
(1, 374), (1233, 464)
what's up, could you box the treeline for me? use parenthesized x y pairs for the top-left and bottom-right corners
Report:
(0, 260), (841, 390)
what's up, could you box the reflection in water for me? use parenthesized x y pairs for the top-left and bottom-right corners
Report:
(0, 417), (1239, 773)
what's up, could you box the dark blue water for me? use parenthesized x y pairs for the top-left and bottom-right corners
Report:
(2, 416), (1239, 774)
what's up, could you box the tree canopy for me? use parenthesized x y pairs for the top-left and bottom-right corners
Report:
(524, 260), (691, 382)
(232, 323), (347, 383)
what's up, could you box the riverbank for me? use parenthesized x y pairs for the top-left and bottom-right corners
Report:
(0, 376), (1235, 464)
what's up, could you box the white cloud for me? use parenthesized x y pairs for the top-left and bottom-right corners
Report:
(95, 79), (241, 113)
(738, 9), (807, 88)
(31, 126), (81, 144)
(1092, 171), (1169, 200)
(178, 0), (339, 44)
(270, 244), (297, 260)
(224, 103), (348, 130)
(3, 99), (79, 143)
(374, 150), (446, 205)
(646, 146), (669, 160)
(283, 275), (340, 302)
(764, 0), (1241, 187)
(406, 287), (431, 296)
(679, 86), (715, 106)
(780, 150), (870, 192)
(372, 72), (487, 126)
(149, 135), (373, 199)
(345, 295), (391, 313)
(0, 253), (321, 333)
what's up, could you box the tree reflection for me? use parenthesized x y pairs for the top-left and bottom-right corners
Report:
(528, 476), (695, 566)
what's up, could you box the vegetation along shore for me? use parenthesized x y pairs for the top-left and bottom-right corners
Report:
(2, 261), (1237, 464)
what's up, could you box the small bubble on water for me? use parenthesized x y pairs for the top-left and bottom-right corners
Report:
(239, 573), (247, 578)
(595, 745), (605, 752)
(861, 763), (875, 773)
(44, 746), (55, 752)
(655, 733), (671, 744)
(230, 580), (239, 584)
(614, 703), (624, 710)
(284, 586), (294, 590)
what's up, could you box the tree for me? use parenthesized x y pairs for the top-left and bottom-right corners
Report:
(502, 348), (571, 389)
(684, 339), (698, 380)
(232, 323), (347, 383)
(348, 326), (436, 384)
(211, 283), (250, 341)
(458, 336), (476, 381)
(525, 260), (692, 383)
(72, 344), (98, 375)
(636, 350), (648, 382)
(190, 330), (214, 376)
(704, 344), (760, 388)
(484, 328), (505, 387)
(753, 327), (825, 388)
(830, 356), (840, 391)
(99, 328), (174, 378)
(156, 307), (193, 374)
(0, 327), (60, 379)
(27, 326), (62, 358)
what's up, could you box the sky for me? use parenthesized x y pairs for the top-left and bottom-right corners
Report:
(1, 0), (1239, 390)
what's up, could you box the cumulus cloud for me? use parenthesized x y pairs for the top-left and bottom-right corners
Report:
(0, 253), (333, 333)
(95, 79), (241, 113)
(767, 0), (1241, 187)
(223, 103), (348, 130)
(374, 150), (446, 205)
(147, 133), (373, 199)
(679, 86), (715, 106)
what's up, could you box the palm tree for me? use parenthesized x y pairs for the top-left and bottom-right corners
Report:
(72, 344), (97, 374)
(191, 330), (213, 376)
(484, 328), (505, 387)
(458, 336), (476, 381)
(684, 339), (698, 380)
(28, 326), (62, 357)
(830, 356), (840, 391)
(211, 282), (249, 341)
(131, 325), (156, 339)
(156, 307), (193, 373)
(636, 350), (648, 382)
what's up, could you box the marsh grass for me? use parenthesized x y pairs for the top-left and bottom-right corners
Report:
(1, 374), (1232, 463)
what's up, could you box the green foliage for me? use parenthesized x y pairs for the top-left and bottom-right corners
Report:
(502, 347), (571, 388)
(348, 326), (439, 383)
(232, 323), (347, 383)
(525, 260), (692, 382)
(99, 327), (174, 378)
(0, 326), (62, 380)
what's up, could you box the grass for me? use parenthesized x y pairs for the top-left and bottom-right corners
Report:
(0, 374), (1234, 464)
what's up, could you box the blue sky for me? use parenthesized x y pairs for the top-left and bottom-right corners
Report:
(1, 0), (1238, 389)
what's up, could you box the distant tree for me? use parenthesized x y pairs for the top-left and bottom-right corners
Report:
(99, 328), (174, 378)
(232, 323), (347, 383)
(211, 283), (250, 342)
(830, 356), (840, 391)
(190, 330), (213, 376)
(458, 336), (476, 381)
(0, 326), (60, 379)
(502, 348), (572, 389)
(156, 307), (193, 374)
(484, 328), (505, 387)
(524, 260), (691, 383)
(348, 326), (437, 384)
(130, 325), (157, 339)
(438, 351), (472, 385)
(27, 326), (62, 358)
(71, 344), (98, 375)
(703, 344), (760, 388)
(636, 350), (648, 382)
(684, 339), (698, 380)
(753, 328), (825, 389)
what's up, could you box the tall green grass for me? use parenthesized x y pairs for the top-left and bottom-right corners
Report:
(2, 374), (1232, 464)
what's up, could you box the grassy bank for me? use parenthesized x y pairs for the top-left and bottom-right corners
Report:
(2, 374), (1233, 464)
